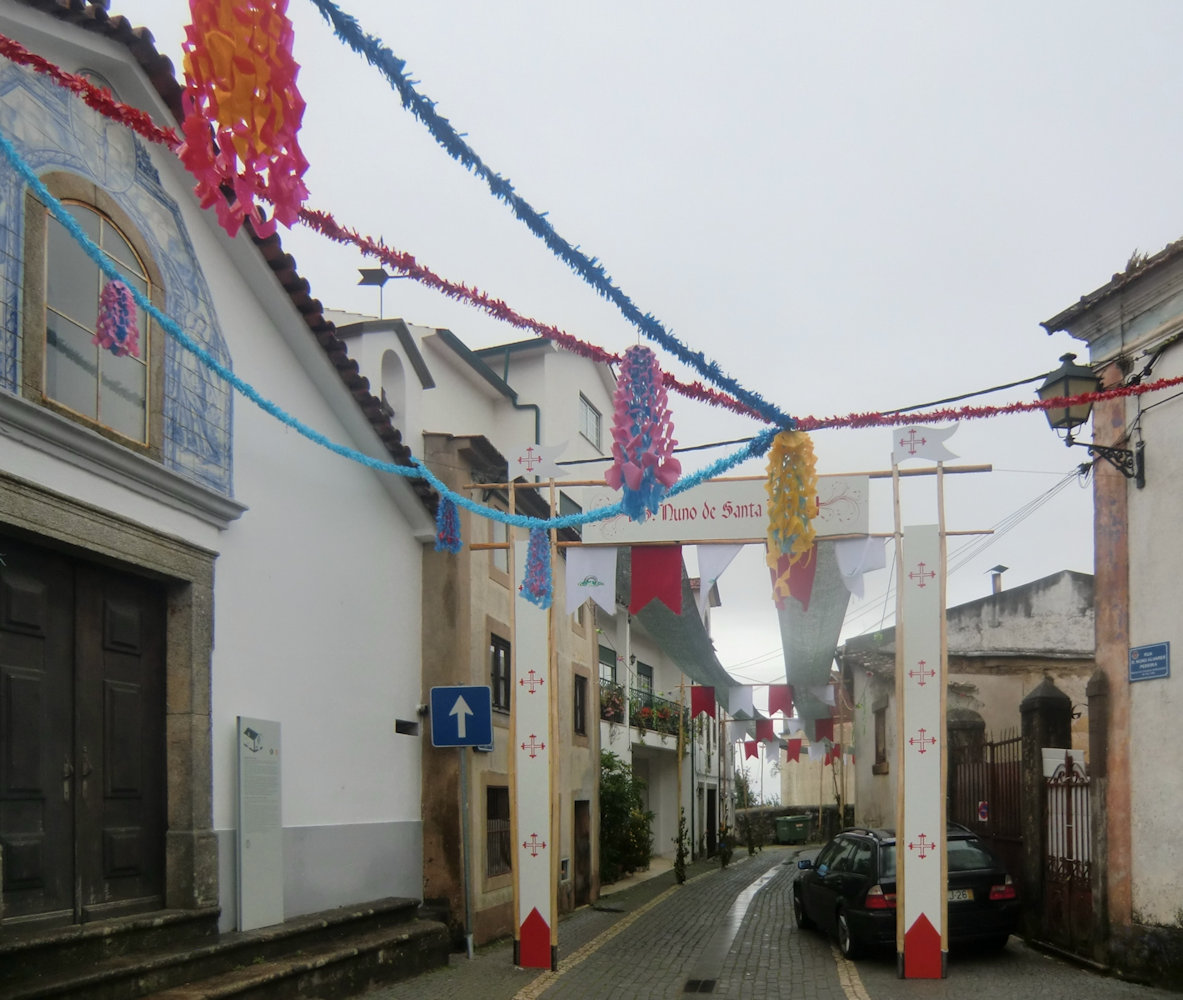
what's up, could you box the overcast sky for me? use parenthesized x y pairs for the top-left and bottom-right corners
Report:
(103, 1), (1183, 690)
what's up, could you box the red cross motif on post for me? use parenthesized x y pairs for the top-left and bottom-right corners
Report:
(523, 833), (547, 857)
(908, 833), (934, 859)
(519, 670), (544, 694)
(908, 728), (938, 754)
(908, 660), (936, 687)
(898, 428), (927, 456)
(521, 734), (546, 759)
(908, 562), (936, 588)
(517, 446), (542, 473)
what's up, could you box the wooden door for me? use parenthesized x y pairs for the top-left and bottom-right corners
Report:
(573, 800), (591, 906)
(0, 535), (165, 926)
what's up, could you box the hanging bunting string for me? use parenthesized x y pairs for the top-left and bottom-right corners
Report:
(0, 43), (1178, 535)
(305, 0), (796, 429)
(5, 32), (1183, 436)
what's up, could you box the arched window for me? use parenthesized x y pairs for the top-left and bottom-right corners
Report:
(23, 174), (164, 453)
(44, 202), (150, 441)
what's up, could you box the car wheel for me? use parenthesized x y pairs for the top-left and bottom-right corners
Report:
(984, 934), (1010, 952)
(836, 907), (862, 959)
(793, 888), (814, 930)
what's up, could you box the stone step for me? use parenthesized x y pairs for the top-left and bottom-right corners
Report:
(2, 899), (448, 1000)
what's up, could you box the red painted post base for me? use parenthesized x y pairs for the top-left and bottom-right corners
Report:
(519, 907), (551, 969)
(902, 913), (944, 978)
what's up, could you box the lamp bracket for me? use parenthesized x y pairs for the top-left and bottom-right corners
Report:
(1066, 435), (1146, 488)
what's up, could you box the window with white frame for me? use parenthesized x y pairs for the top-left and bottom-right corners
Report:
(578, 394), (601, 451)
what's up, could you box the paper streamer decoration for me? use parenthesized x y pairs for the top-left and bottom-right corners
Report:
(520, 527), (552, 608)
(695, 543), (742, 616)
(629, 546), (682, 614)
(180, 0), (310, 237)
(434, 496), (462, 553)
(729, 685), (755, 720)
(834, 536), (888, 598)
(691, 685), (716, 719)
(766, 431), (818, 600)
(604, 345), (681, 521)
(768, 684), (794, 717)
(565, 546), (617, 614)
(771, 546), (819, 612)
(94, 279), (140, 358)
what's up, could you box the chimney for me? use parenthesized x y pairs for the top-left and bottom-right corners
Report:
(987, 565), (1008, 595)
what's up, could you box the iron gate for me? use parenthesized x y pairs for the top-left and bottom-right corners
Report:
(950, 730), (1023, 892)
(1044, 751), (1092, 957)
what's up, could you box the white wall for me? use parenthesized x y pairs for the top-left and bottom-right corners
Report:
(1127, 345), (1183, 925)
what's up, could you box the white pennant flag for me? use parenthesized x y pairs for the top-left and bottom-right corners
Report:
(834, 536), (887, 599)
(807, 741), (827, 762)
(729, 685), (755, 720)
(763, 740), (782, 765)
(809, 684), (836, 707)
(565, 546), (617, 615)
(783, 717), (805, 737)
(508, 441), (569, 479)
(891, 424), (958, 465)
(695, 544), (743, 617)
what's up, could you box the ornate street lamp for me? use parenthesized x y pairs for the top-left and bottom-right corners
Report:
(1036, 353), (1145, 488)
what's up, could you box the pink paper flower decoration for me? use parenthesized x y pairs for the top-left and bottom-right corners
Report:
(94, 279), (140, 358)
(604, 345), (681, 521)
(178, 0), (309, 238)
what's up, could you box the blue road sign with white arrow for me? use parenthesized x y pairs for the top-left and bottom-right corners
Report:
(430, 685), (494, 747)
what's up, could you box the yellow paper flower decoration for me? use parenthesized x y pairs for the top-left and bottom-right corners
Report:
(765, 430), (818, 599)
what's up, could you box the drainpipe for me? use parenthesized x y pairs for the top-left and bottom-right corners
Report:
(496, 349), (541, 446)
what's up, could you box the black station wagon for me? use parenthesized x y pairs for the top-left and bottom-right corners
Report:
(792, 823), (1020, 959)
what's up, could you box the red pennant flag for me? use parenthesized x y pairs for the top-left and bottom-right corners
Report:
(743, 740), (759, 760)
(755, 717), (775, 742)
(630, 546), (683, 614)
(824, 747), (833, 767)
(771, 545), (819, 612)
(767, 683), (794, 717)
(814, 717), (834, 742)
(690, 685), (716, 719)
(786, 738), (802, 762)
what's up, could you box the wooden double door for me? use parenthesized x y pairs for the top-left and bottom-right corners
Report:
(0, 534), (165, 927)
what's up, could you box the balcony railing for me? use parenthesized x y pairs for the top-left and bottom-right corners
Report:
(599, 680), (688, 737)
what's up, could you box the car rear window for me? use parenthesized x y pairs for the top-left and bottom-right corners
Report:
(947, 837), (998, 872)
(877, 837), (997, 879)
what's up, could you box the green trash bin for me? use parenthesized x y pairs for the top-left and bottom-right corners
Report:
(775, 816), (792, 844)
(783, 815), (810, 844)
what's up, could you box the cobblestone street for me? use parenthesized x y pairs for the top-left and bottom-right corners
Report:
(358, 847), (1179, 1000)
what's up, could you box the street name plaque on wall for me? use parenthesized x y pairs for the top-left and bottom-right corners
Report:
(1129, 642), (1170, 683)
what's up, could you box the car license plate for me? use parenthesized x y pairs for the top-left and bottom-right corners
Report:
(947, 888), (973, 902)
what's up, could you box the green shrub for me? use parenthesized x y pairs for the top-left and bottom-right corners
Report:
(600, 751), (654, 883)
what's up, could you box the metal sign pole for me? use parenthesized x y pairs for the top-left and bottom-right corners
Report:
(460, 746), (474, 960)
